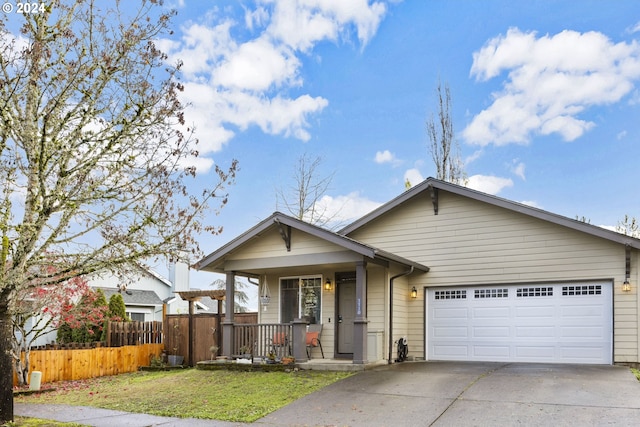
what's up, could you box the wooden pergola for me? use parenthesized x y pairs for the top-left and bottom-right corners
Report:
(175, 290), (226, 366)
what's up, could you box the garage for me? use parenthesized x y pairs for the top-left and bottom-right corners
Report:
(426, 282), (613, 364)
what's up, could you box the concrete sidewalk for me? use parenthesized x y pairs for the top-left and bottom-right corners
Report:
(15, 362), (640, 426)
(14, 403), (244, 426)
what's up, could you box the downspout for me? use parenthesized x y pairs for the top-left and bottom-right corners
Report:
(388, 266), (414, 364)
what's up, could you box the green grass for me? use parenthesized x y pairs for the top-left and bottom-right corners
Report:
(14, 368), (353, 423)
(3, 417), (84, 427)
(632, 368), (640, 381)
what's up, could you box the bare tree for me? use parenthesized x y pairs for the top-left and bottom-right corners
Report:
(0, 1), (237, 421)
(426, 80), (467, 185)
(617, 215), (639, 238)
(276, 153), (337, 227)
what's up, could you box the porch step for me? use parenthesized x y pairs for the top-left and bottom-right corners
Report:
(297, 359), (388, 372)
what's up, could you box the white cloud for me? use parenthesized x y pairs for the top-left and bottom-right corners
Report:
(374, 150), (395, 164)
(627, 21), (640, 34)
(617, 130), (628, 140)
(404, 168), (424, 188)
(266, 0), (387, 51)
(178, 154), (215, 174)
(509, 160), (526, 180)
(466, 174), (513, 195)
(213, 38), (301, 91)
(316, 192), (382, 224)
(465, 149), (484, 165)
(159, 1), (388, 171)
(520, 200), (542, 209)
(244, 5), (270, 31)
(463, 28), (640, 146)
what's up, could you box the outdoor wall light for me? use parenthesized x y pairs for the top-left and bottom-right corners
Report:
(324, 278), (332, 291)
(623, 279), (631, 292)
(410, 286), (418, 299)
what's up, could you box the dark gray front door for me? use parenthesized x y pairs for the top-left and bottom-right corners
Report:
(337, 280), (356, 355)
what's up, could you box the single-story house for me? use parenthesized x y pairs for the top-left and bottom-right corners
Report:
(194, 178), (640, 366)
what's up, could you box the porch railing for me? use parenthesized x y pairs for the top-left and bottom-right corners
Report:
(232, 323), (292, 359)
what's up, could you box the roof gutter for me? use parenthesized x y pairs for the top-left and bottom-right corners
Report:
(388, 266), (414, 364)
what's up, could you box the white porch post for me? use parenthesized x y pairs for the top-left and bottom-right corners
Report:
(353, 261), (368, 364)
(222, 271), (235, 357)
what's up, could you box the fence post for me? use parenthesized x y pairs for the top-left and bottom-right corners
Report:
(106, 321), (112, 347)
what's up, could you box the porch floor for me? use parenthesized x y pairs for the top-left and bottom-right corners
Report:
(296, 358), (388, 372)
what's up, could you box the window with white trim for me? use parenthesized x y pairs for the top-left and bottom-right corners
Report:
(127, 312), (145, 322)
(280, 276), (322, 324)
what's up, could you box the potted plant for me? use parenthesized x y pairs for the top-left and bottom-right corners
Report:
(209, 345), (219, 361)
(281, 356), (295, 365)
(238, 344), (252, 358)
(149, 354), (166, 369)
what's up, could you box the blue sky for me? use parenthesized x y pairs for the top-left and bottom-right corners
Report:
(161, 0), (640, 266)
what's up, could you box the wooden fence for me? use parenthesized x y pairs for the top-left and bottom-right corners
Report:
(13, 343), (163, 387)
(14, 314), (258, 387)
(164, 312), (258, 364)
(105, 320), (163, 347)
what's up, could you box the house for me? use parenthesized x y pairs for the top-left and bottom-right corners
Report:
(89, 260), (197, 321)
(194, 178), (640, 367)
(25, 261), (193, 347)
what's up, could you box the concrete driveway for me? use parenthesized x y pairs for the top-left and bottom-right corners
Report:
(256, 361), (640, 426)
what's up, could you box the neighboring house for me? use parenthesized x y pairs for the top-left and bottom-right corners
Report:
(90, 266), (173, 322)
(25, 261), (193, 347)
(98, 288), (165, 322)
(195, 178), (640, 366)
(90, 260), (196, 320)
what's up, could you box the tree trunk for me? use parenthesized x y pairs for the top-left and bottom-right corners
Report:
(17, 349), (29, 386)
(13, 359), (24, 387)
(0, 306), (14, 423)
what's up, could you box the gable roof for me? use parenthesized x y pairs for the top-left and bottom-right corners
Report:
(194, 212), (429, 273)
(99, 288), (163, 306)
(340, 177), (640, 250)
(139, 266), (172, 287)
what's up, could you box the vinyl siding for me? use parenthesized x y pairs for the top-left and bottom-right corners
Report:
(348, 190), (638, 363)
(366, 268), (386, 333)
(230, 228), (344, 260)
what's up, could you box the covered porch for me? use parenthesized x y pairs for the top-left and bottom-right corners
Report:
(194, 212), (429, 366)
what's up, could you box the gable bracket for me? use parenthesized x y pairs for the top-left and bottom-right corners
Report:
(274, 219), (292, 251)
(428, 185), (439, 215)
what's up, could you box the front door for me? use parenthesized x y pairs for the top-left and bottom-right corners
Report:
(337, 278), (356, 355)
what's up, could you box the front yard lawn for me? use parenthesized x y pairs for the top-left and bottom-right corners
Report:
(14, 368), (353, 423)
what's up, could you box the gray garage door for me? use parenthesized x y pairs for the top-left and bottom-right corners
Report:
(426, 282), (612, 364)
